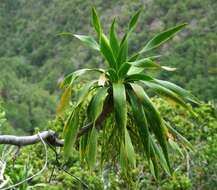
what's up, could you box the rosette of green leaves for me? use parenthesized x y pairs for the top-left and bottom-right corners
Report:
(58, 8), (199, 178)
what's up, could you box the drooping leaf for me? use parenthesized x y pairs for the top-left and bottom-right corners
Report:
(113, 83), (127, 132)
(125, 73), (153, 82)
(74, 34), (100, 51)
(60, 68), (105, 88)
(126, 55), (160, 75)
(110, 18), (119, 58)
(87, 87), (108, 123)
(154, 79), (200, 105)
(64, 107), (80, 158)
(130, 83), (171, 172)
(56, 86), (71, 115)
(141, 81), (194, 113)
(128, 57), (176, 71)
(150, 138), (171, 175)
(87, 127), (98, 169)
(129, 53), (140, 62)
(168, 138), (184, 157)
(128, 57), (159, 68)
(140, 23), (187, 53)
(127, 66), (144, 75)
(63, 110), (73, 137)
(79, 134), (88, 163)
(75, 81), (97, 106)
(120, 141), (128, 174)
(58, 33), (100, 51)
(149, 146), (159, 180)
(125, 127), (136, 167)
(100, 33), (117, 68)
(165, 122), (194, 151)
(128, 91), (150, 159)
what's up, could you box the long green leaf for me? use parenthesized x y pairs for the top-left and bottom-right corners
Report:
(87, 127), (98, 169)
(168, 138), (184, 157)
(130, 83), (171, 171)
(128, 91), (150, 159)
(116, 33), (128, 69)
(165, 122), (194, 151)
(113, 83), (127, 132)
(125, 73), (153, 82)
(60, 68), (105, 88)
(118, 62), (131, 78)
(56, 86), (71, 115)
(58, 33), (100, 51)
(116, 9), (142, 69)
(120, 142), (128, 174)
(74, 34), (100, 51)
(129, 9), (141, 32)
(91, 7), (102, 35)
(122, 53), (144, 76)
(125, 127), (136, 167)
(64, 107), (80, 158)
(128, 57), (159, 68)
(110, 18), (119, 58)
(141, 81), (194, 113)
(149, 145), (159, 180)
(140, 23), (187, 53)
(154, 79), (200, 104)
(128, 57), (176, 71)
(107, 68), (118, 82)
(76, 81), (97, 106)
(126, 55), (159, 75)
(100, 33), (117, 68)
(150, 138), (171, 175)
(127, 66), (144, 75)
(88, 87), (108, 122)
(79, 134), (88, 162)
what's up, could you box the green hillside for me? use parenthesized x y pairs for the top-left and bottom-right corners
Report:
(0, 0), (217, 132)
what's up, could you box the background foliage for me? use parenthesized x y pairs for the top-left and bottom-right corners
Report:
(0, 0), (216, 132)
(1, 99), (217, 189)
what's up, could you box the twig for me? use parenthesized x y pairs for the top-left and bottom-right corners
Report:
(46, 143), (89, 189)
(48, 165), (56, 183)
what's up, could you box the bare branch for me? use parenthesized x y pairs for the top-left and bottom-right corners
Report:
(0, 130), (63, 147)
(0, 100), (112, 148)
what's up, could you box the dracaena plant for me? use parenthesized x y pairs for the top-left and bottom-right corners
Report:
(58, 8), (199, 178)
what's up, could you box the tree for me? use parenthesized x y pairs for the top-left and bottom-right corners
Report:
(58, 8), (199, 179)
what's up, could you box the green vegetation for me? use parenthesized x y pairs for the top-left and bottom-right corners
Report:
(1, 100), (217, 189)
(0, 0), (216, 132)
